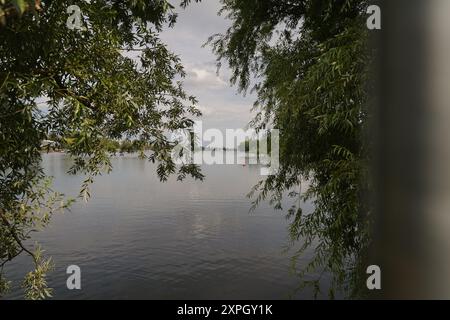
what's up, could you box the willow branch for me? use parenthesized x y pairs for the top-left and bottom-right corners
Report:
(0, 209), (37, 265)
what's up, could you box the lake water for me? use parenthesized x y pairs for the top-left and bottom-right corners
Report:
(3, 152), (326, 300)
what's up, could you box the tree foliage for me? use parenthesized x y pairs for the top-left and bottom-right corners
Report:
(0, 0), (203, 299)
(206, 0), (373, 297)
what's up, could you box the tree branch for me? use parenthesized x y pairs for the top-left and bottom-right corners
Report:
(0, 209), (37, 265)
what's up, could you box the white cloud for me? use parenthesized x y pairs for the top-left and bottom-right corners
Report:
(185, 64), (228, 90)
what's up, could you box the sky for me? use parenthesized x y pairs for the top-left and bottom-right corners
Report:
(160, 0), (256, 131)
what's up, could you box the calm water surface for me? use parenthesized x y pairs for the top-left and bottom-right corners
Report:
(4, 153), (326, 300)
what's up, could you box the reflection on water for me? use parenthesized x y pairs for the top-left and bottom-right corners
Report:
(3, 153), (324, 300)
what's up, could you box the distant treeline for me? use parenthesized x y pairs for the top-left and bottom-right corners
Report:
(43, 133), (272, 154)
(44, 133), (145, 154)
(238, 134), (272, 154)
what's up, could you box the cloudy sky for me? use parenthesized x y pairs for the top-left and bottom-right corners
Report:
(160, 0), (256, 131)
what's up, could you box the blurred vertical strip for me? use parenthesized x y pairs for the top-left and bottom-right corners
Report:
(375, 0), (450, 299)
(422, 0), (450, 299)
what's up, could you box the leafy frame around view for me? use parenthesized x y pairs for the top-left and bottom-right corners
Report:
(1, 0), (374, 299)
